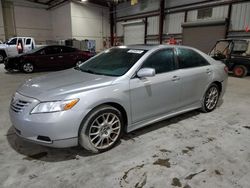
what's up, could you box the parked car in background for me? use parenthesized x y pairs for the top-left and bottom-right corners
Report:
(9, 45), (228, 153)
(4, 45), (95, 73)
(0, 37), (36, 63)
(210, 39), (250, 77)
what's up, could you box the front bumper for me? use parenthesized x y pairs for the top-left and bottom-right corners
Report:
(4, 58), (20, 70)
(9, 93), (84, 148)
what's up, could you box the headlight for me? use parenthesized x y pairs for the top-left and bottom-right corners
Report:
(31, 99), (79, 114)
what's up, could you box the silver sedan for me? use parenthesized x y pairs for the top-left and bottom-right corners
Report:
(9, 45), (228, 153)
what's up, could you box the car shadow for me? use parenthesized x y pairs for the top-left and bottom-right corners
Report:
(4, 70), (23, 74)
(6, 110), (202, 162)
(6, 127), (97, 162)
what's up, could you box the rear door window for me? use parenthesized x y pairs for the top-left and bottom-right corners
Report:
(232, 40), (248, 55)
(177, 48), (210, 69)
(45, 46), (61, 55)
(26, 39), (31, 45)
(61, 46), (76, 53)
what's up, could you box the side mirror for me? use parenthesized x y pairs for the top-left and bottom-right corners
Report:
(137, 68), (155, 78)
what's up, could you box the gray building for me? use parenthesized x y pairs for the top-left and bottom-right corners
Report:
(115, 0), (250, 53)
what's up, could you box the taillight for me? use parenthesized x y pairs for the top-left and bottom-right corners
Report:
(224, 66), (228, 74)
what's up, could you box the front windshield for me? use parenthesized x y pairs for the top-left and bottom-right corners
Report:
(77, 48), (147, 77)
(210, 41), (231, 57)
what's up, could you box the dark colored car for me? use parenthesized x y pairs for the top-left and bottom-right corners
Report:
(4, 45), (95, 73)
(209, 39), (250, 77)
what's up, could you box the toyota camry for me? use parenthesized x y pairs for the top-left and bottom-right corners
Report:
(9, 45), (228, 153)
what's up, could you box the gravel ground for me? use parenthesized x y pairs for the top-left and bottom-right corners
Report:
(0, 64), (249, 188)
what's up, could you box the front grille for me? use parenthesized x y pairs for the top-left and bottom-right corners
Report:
(11, 99), (30, 113)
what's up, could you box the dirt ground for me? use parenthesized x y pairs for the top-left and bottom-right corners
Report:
(0, 64), (249, 188)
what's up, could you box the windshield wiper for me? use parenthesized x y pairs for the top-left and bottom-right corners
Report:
(74, 66), (81, 71)
(81, 69), (105, 75)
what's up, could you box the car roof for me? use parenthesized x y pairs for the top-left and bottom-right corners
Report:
(44, 45), (75, 48)
(217, 38), (250, 42)
(115, 44), (193, 51)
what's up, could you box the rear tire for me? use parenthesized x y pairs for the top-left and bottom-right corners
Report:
(233, 65), (247, 77)
(201, 84), (220, 113)
(22, 62), (34, 73)
(79, 105), (124, 153)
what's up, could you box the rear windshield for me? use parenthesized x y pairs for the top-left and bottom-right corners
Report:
(78, 48), (147, 77)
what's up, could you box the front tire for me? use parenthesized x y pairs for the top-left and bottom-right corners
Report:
(0, 52), (6, 63)
(79, 105), (123, 153)
(201, 84), (220, 113)
(22, 62), (34, 73)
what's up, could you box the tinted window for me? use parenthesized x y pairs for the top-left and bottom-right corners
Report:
(177, 48), (209, 69)
(232, 40), (249, 55)
(142, 49), (175, 74)
(78, 48), (147, 77)
(44, 46), (62, 55)
(26, 39), (31, 45)
(62, 46), (76, 53)
(7, 38), (17, 45)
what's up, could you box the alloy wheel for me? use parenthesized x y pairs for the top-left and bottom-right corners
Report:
(205, 86), (219, 110)
(23, 63), (34, 73)
(88, 112), (121, 150)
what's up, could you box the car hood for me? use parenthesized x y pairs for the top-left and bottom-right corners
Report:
(17, 68), (117, 101)
(0, 44), (7, 49)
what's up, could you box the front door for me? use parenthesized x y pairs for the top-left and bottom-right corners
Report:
(6, 38), (18, 56)
(35, 46), (61, 69)
(129, 48), (181, 123)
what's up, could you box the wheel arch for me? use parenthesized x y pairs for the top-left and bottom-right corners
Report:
(0, 50), (7, 61)
(0, 49), (7, 56)
(104, 102), (128, 130)
(78, 102), (128, 134)
(20, 59), (36, 70)
(212, 81), (222, 93)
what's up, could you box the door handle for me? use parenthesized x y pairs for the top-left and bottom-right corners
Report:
(50, 57), (54, 60)
(171, 76), (180, 81)
(58, 56), (63, 58)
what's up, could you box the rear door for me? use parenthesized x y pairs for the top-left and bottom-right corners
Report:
(129, 48), (181, 123)
(60, 46), (77, 68)
(176, 47), (212, 108)
(24, 38), (33, 53)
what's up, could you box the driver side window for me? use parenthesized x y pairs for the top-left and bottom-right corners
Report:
(141, 49), (175, 74)
(7, 38), (17, 45)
